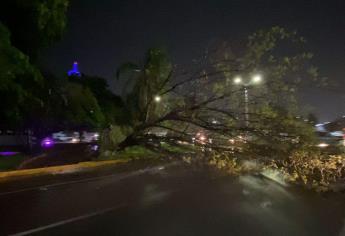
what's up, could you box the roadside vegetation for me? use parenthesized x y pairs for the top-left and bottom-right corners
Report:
(207, 150), (345, 192)
(267, 151), (345, 192)
(99, 146), (162, 161)
(0, 154), (27, 171)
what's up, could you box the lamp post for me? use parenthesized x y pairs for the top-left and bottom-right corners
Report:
(154, 95), (161, 103)
(233, 74), (263, 127)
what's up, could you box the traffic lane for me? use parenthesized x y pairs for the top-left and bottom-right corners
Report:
(2, 166), (213, 236)
(0, 159), (171, 194)
(35, 174), (345, 236)
(0, 164), (176, 235)
(12, 169), (345, 236)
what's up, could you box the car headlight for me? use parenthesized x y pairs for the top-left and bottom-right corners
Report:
(317, 142), (329, 148)
(71, 138), (79, 143)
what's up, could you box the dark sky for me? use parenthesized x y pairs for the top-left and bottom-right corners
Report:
(41, 0), (345, 122)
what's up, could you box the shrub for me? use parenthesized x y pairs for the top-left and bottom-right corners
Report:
(266, 150), (345, 191)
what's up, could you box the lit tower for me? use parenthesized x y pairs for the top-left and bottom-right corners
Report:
(68, 61), (81, 77)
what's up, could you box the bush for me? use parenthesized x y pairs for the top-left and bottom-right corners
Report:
(100, 125), (133, 151)
(0, 154), (27, 171)
(266, 150), (345, 191)
(208, 151), (261, 175)
(99, 145), (161, 161)
(206, 149), (345, 192)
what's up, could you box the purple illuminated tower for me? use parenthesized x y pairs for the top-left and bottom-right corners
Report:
(68, 61), (81, 77)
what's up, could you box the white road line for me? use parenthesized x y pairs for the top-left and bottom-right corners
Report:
(0, 171), (141, 196)
(9, 205), (124, 236)
(0, 173), (122, 196)
(0, 164), (174, 197)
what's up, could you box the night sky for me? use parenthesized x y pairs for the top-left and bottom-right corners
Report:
(41, 0), (345, 122)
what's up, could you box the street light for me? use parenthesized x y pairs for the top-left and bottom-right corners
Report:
(252, 74), (262, 84)
(234, 76), (242, 84)
(154, 95), (161, 103)
(233, 73), (263, 127)
(233, 74), (263, 86)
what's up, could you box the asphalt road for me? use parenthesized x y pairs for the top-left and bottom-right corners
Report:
(1, 162), (345, 236)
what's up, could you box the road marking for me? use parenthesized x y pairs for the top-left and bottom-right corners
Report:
(0, 163), (176, 197)
(9, 205), (124, 236)
(0, 171), (141, 196)
(0, 173), (122, 196)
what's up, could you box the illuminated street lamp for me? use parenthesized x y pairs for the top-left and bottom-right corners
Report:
(234, 76), (242, 84)
(252, 74), (262, 84)
(154, 95), (161, 103)
(233, 73), (263, 127)
(233, 74), (263, 87)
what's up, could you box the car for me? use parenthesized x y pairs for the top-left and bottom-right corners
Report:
(52, 131), (80, 143)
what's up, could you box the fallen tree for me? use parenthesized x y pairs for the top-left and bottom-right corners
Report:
(101, 27), (324, 162)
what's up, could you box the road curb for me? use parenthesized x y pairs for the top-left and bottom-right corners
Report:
(0, 160), (128, 181)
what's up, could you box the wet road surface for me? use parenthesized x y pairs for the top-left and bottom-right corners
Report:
(1, 163), (345, 236)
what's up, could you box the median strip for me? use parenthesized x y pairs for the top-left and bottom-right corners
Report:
(0, 163), (171, 196)
(0, 159), (128, 181)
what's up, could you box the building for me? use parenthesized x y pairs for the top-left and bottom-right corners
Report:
(67, 61), (81, 77)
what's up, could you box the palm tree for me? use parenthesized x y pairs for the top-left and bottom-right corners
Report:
(116, 48), (172, 125)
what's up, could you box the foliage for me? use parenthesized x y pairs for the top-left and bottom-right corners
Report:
(0, 0), (69, 128)
(101, 125), (133, 151)
(117, 48), (172, 125)
(211, 27), (318, 141)
(0, 154), (27, 171)
(99, 145), (161, 161)
(0, 0), (69, 58)
(159, 142), (196, 154)
(32, 72), (67, 130)
(61, 82), (105, 129)
(266, 151), (345, 192)
(206, 149), (345, 192)
(245, 106), (317, 158)
(99, 48), (173, 152)
(22, 72), (119, 133)
(0, 23), (43, 127)
(101, 27), (319, 160)
(70, 75), (128, 126)
(307, 113), (318, 125)
(208, 152), (242, 175)
(209, 27), (318, 157)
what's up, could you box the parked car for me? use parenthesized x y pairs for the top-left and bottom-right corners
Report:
(52, 131), (80, 143)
